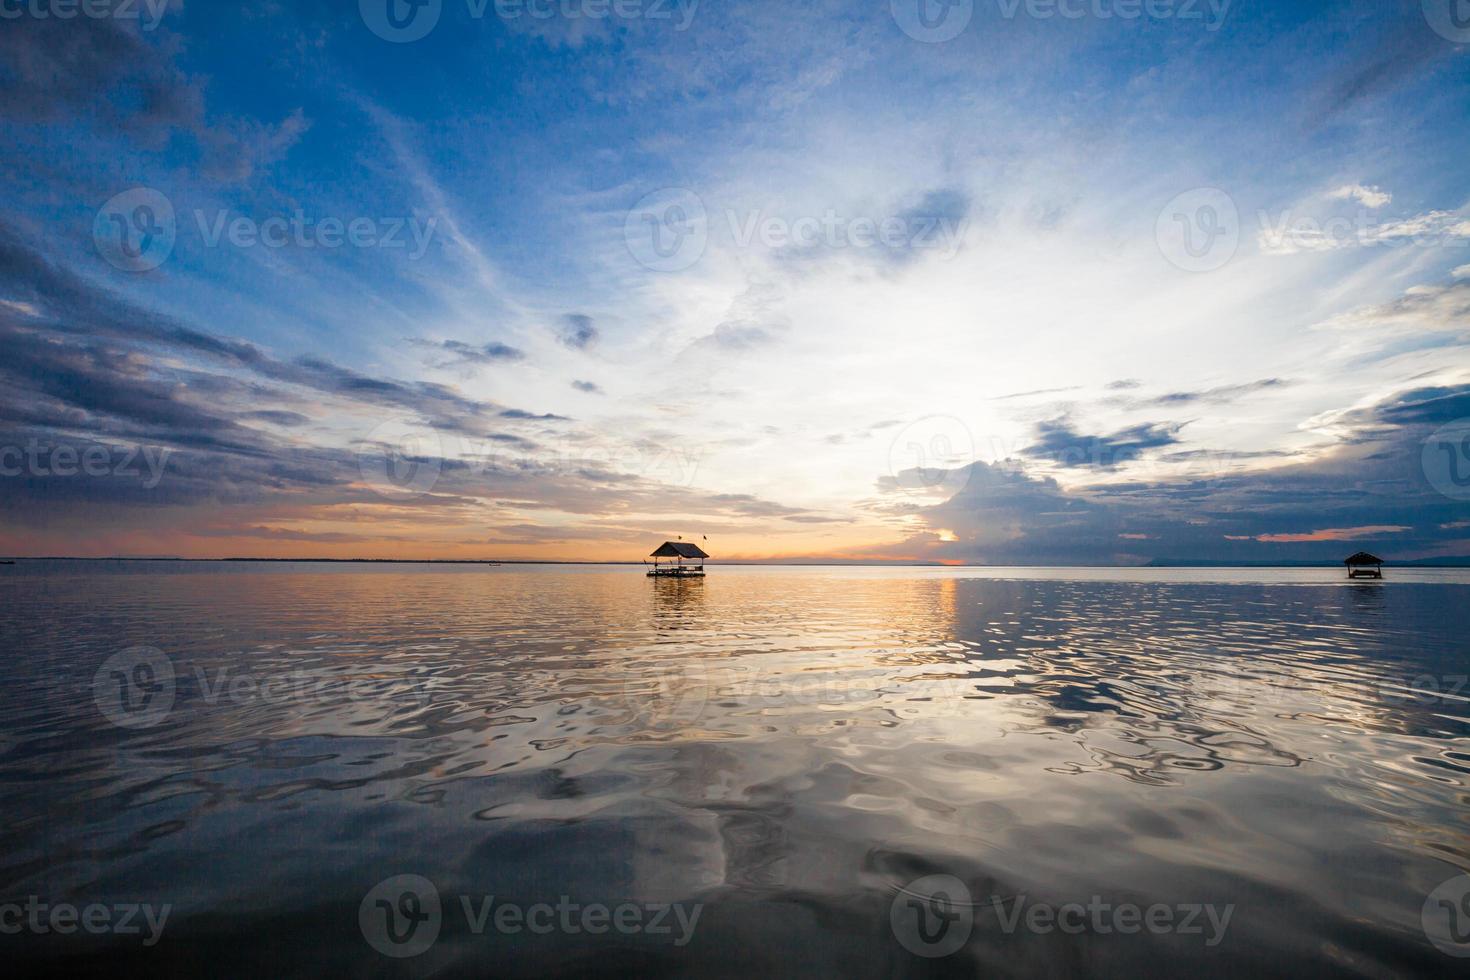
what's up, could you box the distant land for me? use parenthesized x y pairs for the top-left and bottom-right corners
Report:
(1143, 558), (1470, 569)
(4, 557), (1470, 568)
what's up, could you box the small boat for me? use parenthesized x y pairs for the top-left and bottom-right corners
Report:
(645, 541), (708, 577)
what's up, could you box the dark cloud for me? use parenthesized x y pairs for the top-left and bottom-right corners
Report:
(0, 15), (308, 183)
(686, 320), (776, 355)
(412, 338), (526, 369)
(499, 409), (570, 422)
(1025, 418), (1186, 469)
(242, 410), (310, 427)
(704, 493), (809, 518)
(0, 226), (576, 440)
(571, 380), (603, 394)
(1316, 23), (1453, 121)
(558, 314), (598, 350)
(1149, 379), (1291, 405)
(871, 383), (1470, 565)
(992, 386), (1083, 401)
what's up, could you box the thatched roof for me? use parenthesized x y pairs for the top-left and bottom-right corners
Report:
(650, 541), (708, 559)
(1343, 552), (1383, 566)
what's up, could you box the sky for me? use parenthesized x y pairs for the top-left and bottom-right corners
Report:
(1, 0), (1469, 563)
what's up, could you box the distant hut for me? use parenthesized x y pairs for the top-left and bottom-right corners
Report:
(646, 540), (708, 577)
(1344, 551), (1383, 579)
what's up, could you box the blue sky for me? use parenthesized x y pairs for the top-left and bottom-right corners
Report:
(1, 0), (1468, 561)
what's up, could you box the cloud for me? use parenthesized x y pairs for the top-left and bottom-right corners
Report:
(413, 338), (527, 368)
(1254, 525), (1411, 543)
(0, 15), (307, 184)
(1025, 418), (1186, 469)
(1258, 207), (1470, 255)
(557, 314), (598, 350)
(863, 382), (1470, 565)
(571, 380), (603, 394)
(1328, 184), (1391, 209)
(686, 320), (777, 355)
(1148, 379), (1291, 405)
(499, 409), (570, 422)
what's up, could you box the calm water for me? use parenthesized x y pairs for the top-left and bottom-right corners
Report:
(2, 562), (1468, 977)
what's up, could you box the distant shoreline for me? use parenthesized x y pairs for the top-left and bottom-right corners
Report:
(4, 557), (1470, 568)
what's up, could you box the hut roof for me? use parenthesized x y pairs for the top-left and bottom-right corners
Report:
(1343, 551), (1383, 566)
(650, 541), (708, 559)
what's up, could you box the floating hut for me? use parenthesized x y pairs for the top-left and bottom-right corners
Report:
(1344, 551), (1384, 579)
(646, 540), (708, 577)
